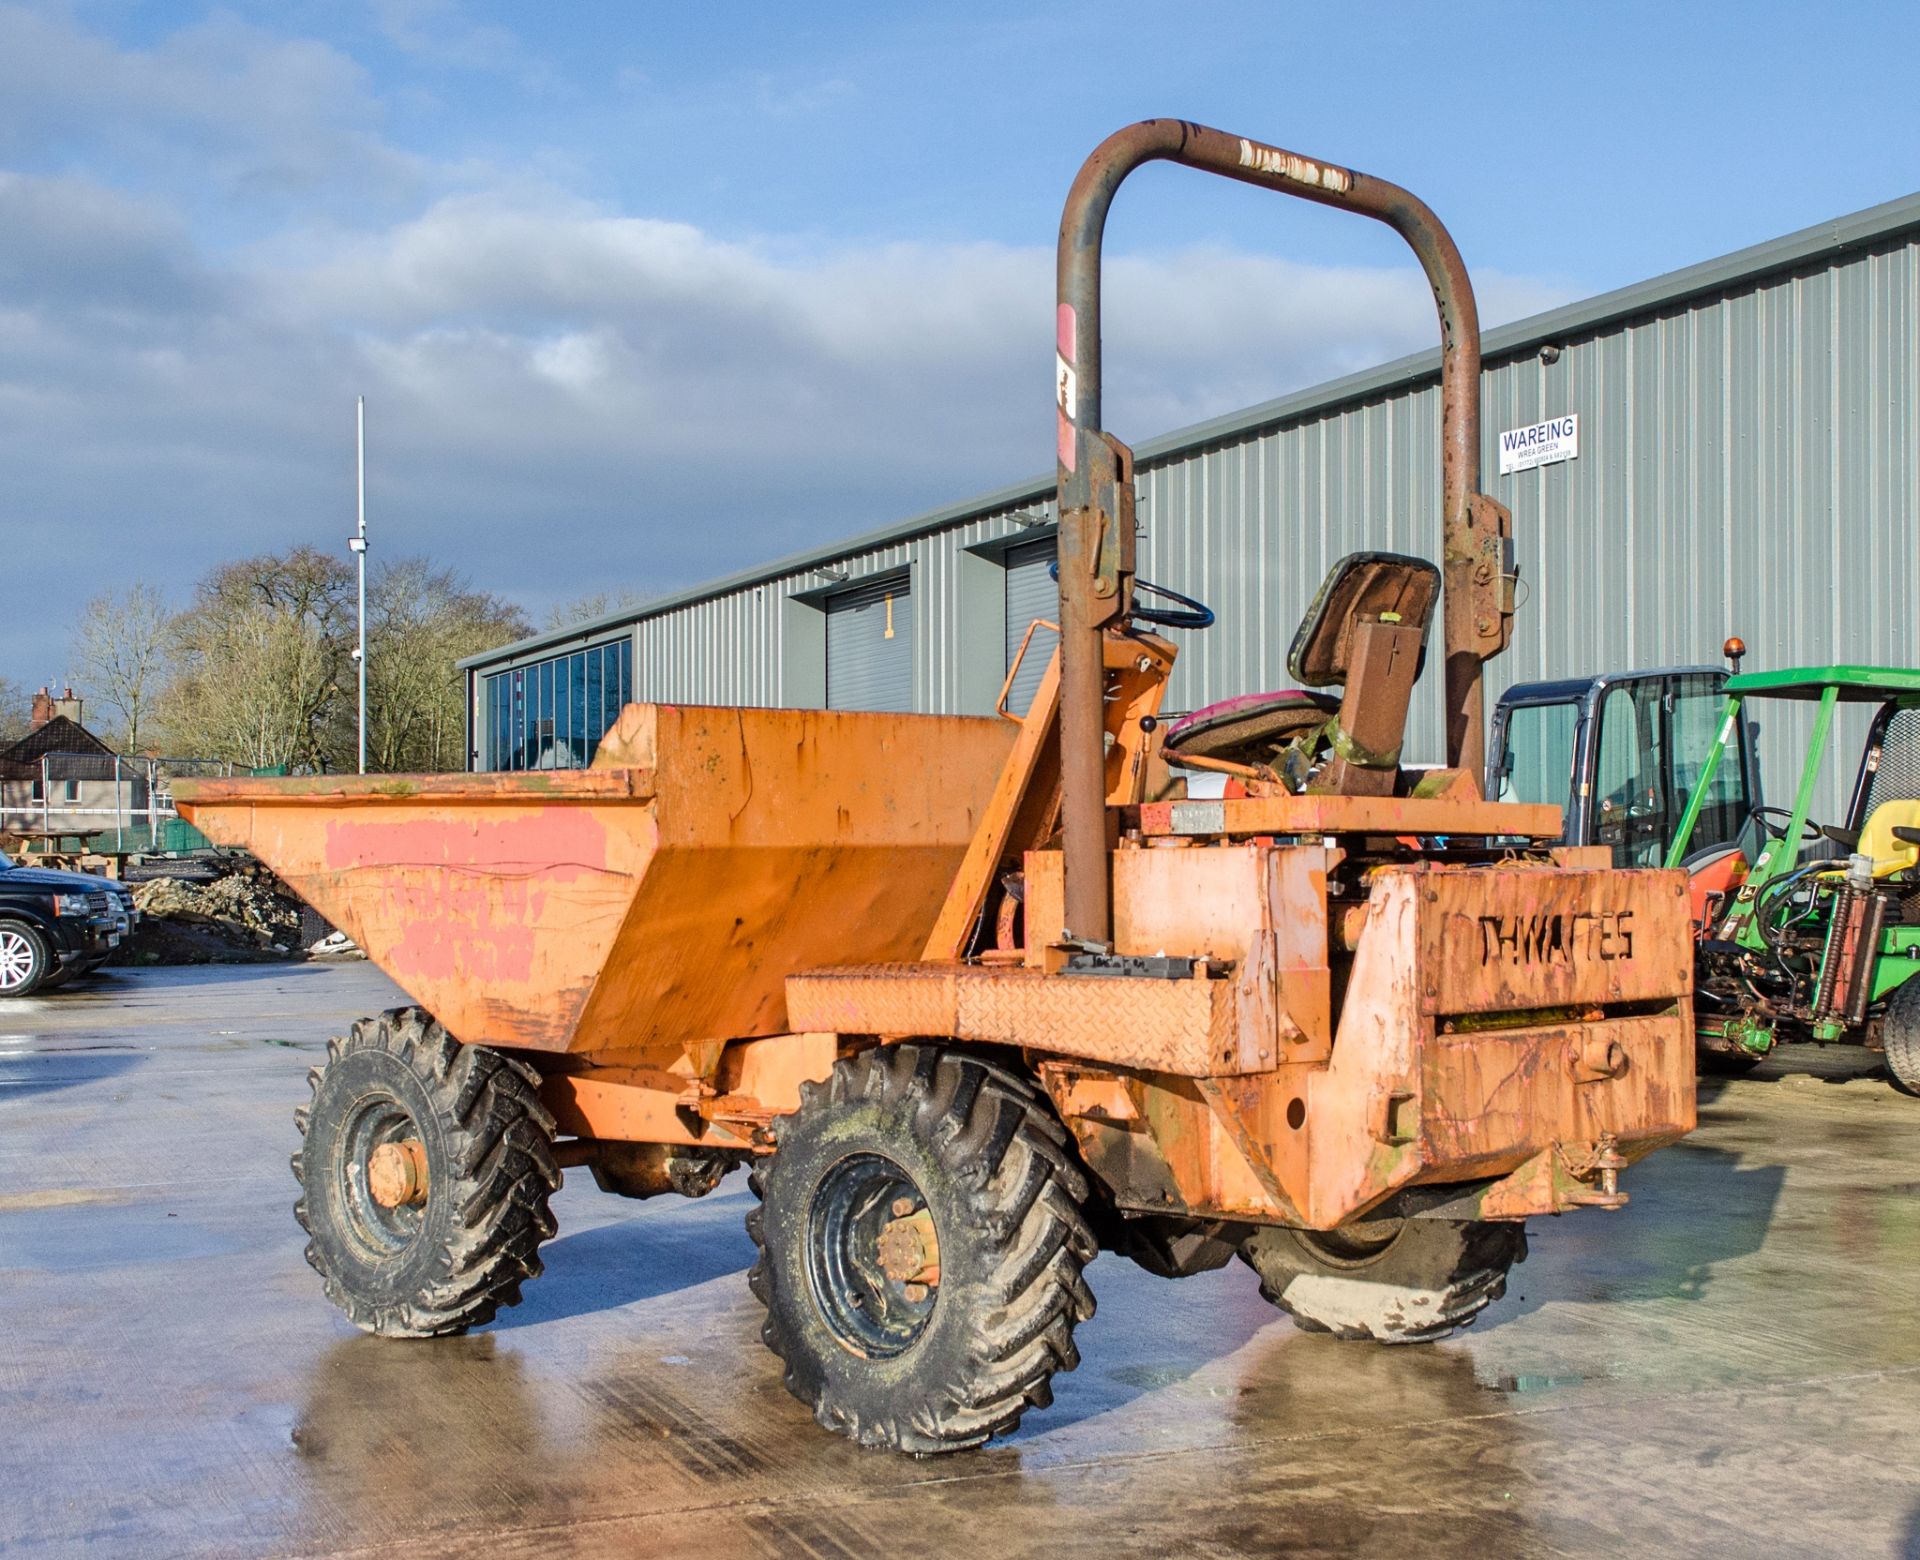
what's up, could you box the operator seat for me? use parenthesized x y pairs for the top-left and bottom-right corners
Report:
(1856, 800), (1920, 877)
(1286, 551), (1441, 796)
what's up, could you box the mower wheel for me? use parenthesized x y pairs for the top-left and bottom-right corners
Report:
(293, 1007), (561, 1337)
(748, 1044), (1096, 1453)
(1241, 1217), (1525, 1344)
(1882, 980), (1920, 1097)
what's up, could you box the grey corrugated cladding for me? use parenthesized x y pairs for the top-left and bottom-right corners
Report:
(464, 192), (1920, 813)
(824, 572), (915, 713)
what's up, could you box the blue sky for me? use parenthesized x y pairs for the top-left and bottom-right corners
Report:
(4, 0), (1918, 684)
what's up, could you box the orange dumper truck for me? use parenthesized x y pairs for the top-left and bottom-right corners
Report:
(176, 122), (1695, 1454)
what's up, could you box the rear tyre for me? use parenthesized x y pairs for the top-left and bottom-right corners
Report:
(1240, 1217), (1525, 1344)
(0, 920), (52, 998)
(293, 1007), (561, 1338)
(1882, 980), (1920, 1097)
(748, 1044), (1096, 1453)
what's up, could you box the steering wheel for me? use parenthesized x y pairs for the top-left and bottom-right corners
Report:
(1044, 562), (1215, 630)
(1754, 805), (1824, 842)
(1129, 578), (1215, 630)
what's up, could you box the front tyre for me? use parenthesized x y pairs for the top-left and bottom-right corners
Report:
(1240, 1217), (1525, 1344)
(293, 1007), (561, 1338)
(748, 1045), (1096, 1453)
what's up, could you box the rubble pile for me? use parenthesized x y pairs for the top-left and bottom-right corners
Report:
(124, 871), (309, 964)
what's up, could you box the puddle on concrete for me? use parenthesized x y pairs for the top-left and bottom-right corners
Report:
(1487, 1373), (1590, 1394)
(1105, 1363), (1196, 1391)
(0, 1202), (238, 1272)
(0, 1052), (145, 1096)
(0, 1044), (146, 1056)
(0, 1187), (132, 1214)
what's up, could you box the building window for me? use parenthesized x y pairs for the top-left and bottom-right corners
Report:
(481, 639), (633, 771)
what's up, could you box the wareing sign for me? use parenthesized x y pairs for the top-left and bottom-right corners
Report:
(1498, 413), (1579, 475)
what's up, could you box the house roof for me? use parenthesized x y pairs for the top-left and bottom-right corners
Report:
(0, 715), (119, 781)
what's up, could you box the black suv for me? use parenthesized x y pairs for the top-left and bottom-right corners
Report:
(0, 857), (136, 997)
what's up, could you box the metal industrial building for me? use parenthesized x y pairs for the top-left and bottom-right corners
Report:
(462, 191), (1920, 807)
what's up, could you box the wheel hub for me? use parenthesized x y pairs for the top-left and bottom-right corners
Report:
(367, 1138), (429, 1209)
(806, 1153), (941, 1356)
(875, 1201), (941, 1295)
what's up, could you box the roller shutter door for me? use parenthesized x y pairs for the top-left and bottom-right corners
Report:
(1003, 538), (1059, 716)
(826, 572), (913, 712)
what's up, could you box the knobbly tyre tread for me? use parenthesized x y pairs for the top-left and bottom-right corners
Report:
(293, 1006), (561, 1338)
(1240, 1218), (1526, 1345)
(747, 1044), (1097, 1454)
(1883, 979), (1920, 1096)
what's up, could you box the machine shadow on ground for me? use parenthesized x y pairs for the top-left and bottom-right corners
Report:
(1494, 1139), (1787, 1317)
(495, 1182), (761, 1330)
(1901, 1499), (1920, 1560)
(493, 1185), (1284, 1444)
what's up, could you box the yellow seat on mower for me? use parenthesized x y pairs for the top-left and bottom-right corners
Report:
(1858, 799), (1920, 876)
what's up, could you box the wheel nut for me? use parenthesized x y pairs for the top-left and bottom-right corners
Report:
(891, 1197), (915, 1218)
(368, 1138), (429, 1209)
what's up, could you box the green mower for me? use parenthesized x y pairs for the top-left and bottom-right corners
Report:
(1491, 656), (1920, 1093)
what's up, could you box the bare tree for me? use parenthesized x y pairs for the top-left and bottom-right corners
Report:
(70, 583), (173, 754)
(143, 544), (533, 774)
(544, 589), (647, 631)
(366, 557), (531, 772)
(0, 677), (30, 744)
(161, 547), (354, 771)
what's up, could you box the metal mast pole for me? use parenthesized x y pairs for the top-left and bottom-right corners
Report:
(352, 396), (368, 774)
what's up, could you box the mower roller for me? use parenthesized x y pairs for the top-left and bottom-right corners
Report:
(175, 120), (1697, 1455)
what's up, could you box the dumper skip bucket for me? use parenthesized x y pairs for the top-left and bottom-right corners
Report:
(172, 704), (1015, 1058)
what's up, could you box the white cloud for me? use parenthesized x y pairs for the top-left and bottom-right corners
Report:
(370, 0), (525, 72)
(0, 9), (1578, 681)
(0, 4), (423, 219)
(0, 174), (1569, 634)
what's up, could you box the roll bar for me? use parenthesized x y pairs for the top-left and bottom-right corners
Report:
(1053, 119), (1512, 944)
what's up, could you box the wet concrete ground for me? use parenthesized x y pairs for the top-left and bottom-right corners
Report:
(3, 963), (1919, 1559)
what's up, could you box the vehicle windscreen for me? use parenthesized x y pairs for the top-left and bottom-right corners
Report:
(1498, 700), (1579, 813)
(1670, 675), (1755, 861)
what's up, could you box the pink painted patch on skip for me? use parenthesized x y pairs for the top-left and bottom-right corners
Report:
(316, 806), (626, 1006)
(322, 807), (613, 875)
(1056, 302), (1076, 357)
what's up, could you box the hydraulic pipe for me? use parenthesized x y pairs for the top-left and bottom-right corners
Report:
(1055, 119), (1491, 945)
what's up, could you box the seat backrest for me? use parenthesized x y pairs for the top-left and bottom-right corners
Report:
(1287, 552), (1439, 689)
(1858, 799), (1920, 876)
